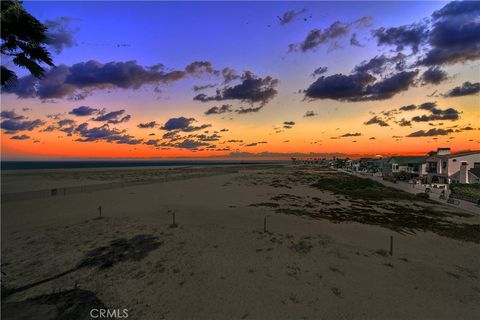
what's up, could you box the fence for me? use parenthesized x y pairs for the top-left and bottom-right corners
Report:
(1, 170), (235, 203)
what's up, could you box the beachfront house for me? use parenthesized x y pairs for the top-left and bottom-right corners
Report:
(357, 158), (384, 174)
(425, 148), (480, 184)
(382, 156), (427, 178)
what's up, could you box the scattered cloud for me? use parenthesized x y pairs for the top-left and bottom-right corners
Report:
(304, 110), (317, 117)
(289, 16), (372, 52)
(205, 104), (233, 115)
(407, 128), (453, 137)
(419, 1), (480, 66)
(194, 71), (279, 108)
(283, 121), (295, 129)
(75, 123), (142, 144)
(0, 118), (44, 134)
(350, 33), (363, 47)
(161, 117), (211, 132)
(443, 81), (480, 97)
(373, 23), (428, 53)
(137, 121), (158, 129)
(278, 8), (306, 26)
(193, 83), (217, 92)
(4, 60), (220, 100)
(92, 109), (131, 124)
(10, 134), (30, 140)
(421, 66), (448, 85)
(1, 110), (25, 120)
(44, 17), (77, 54)
(69, 106), (101, 116)
(364, 115), (389, 127)
(311, 66), (328, 77)
(340, 132), (362, 137)
(305, 70), (418, 102)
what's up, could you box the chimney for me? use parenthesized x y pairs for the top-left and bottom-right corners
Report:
(459, 162), (468, 184)
(437, 147), (451, 155)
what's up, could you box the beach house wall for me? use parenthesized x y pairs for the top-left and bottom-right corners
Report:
(426, 148), (480, 184)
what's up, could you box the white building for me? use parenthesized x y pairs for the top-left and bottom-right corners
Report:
(425, 148), (480, 184)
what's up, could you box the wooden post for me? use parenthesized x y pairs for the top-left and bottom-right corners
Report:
(264, 216), (267, 233)
(172, 211), (176, 226)
(98, 206), (102, 218)
(389, 236), (393, 256)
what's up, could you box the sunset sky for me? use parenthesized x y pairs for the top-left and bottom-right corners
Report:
(1, 1), (479, 160)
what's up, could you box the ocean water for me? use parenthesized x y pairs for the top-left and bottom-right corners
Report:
(1, 160), (283, 171)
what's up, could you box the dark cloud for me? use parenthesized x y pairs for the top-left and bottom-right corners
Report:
(10, 134), (30, 140)
(311, 66), (328, 77)
(283, 121), (295, 129)
(194, 71), (278, 107)
(205, 104), (233, 115)
(353, 53), (406, 75)
(176, 139), (209, 149)
(193, 84), (217, 92)
(411, 107), (460, 122)
(161, 117), (211, 132)
(4, 60), (220, 100)
(137, 121), (158, 129)
(340, 132), (362, 137)
(397, 118), (412, 127)
(304, 110), (317, 117)
(56, 118), (76, 136)
(1, 110), (25, 120)
(364, 116), (389, 127)
(195, 133), (221, 142)
(44, 17), (77, 54)
(305, 70), (418, 102)
(145, 139), (160, 146)
(69, 106), (101, 116)
(399, 104), (417, 112)
(184, 61), (217, 75)
(419, 1), (480, 66)
(350, 33), (363, 47)
(92, 109), (131, 124)
(418, 102), (437, 111)
(221, 67), (240, 84)
(278, 8), (306, 25)
(443, 81), (480, 97)
(235, 106), (264, 114)
(421, 67), (448, 85)
(161, 117), (194, 131)
(1, 119), (44, 134)
(75, 123), (142, 144)
(245, 141), (268, 147)
(407, 128), (454, 137)
(372, 23), (428, 53)
(290, 16), (372, 52)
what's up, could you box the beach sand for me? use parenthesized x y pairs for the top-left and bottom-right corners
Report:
(1, 165), (479, 320)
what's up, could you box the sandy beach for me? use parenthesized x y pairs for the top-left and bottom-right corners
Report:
(1, 164), (479, 320)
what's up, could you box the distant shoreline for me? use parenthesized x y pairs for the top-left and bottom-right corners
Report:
(0, 160), (287, 171)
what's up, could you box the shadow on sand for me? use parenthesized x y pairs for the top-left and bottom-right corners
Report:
(2, 234), (161, 299)
(2, 288), (106, 320)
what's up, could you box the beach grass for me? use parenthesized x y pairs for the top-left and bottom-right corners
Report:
(310, 173), (415, 201)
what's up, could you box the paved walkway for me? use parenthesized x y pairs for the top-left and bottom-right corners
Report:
(346, 171), (480, 216)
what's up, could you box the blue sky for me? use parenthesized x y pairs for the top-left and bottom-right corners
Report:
(1, 1), (478, 159)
